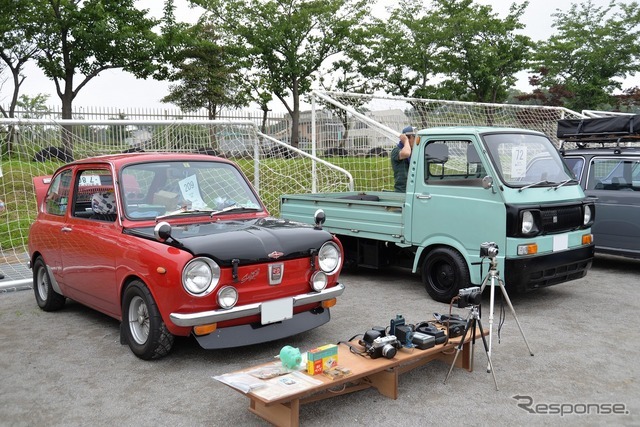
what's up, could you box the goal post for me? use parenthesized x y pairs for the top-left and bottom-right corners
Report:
(0, 118), (353, 285)
(308, 90), (586, 191)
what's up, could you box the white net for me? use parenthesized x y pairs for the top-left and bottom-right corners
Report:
(310, 91), (586, 191)
(0, 118), (352, 284)
(0, 94), (588, 285)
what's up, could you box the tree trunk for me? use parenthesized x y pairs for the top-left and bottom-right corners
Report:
(290, 78), (300, 149)
(60, 84), (75, 159)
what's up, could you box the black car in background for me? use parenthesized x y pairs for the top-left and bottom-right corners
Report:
(558, 115), (640, 259)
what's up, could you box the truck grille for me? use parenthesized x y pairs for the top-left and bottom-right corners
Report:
(540, 205), (583, 233)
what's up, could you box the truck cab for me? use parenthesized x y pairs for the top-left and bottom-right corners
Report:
(410, 127), (594, 301)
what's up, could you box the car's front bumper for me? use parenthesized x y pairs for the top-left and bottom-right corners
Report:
(169, 283), (345, 327)
(194, 308), (331, 349)
(504, 245), (594, 292)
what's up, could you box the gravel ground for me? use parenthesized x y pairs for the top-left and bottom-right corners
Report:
(0, 254), (638, 427)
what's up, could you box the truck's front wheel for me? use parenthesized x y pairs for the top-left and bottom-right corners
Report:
(422, 248), (469, 303)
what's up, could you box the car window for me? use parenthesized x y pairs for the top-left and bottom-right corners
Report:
(483, 133), (573, 187)
(587, 158), (640, 191)
(72, 169), (117, 221)
(423, 140), (486, 185)
(562, 157), (584, 181)
(122, 160), (262, 219)
(45, 170), (72, 216)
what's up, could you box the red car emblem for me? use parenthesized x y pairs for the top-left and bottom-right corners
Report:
(268, 251), (284, 259)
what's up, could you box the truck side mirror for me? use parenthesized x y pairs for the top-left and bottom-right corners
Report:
(482, 176), (494, 191)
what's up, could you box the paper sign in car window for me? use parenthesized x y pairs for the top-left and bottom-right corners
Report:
(511, 146), (527, 179)
(179, 174), (207, 209)
(78, 175), (103, 186)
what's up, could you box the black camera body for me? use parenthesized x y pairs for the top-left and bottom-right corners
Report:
(480, 241), (499, 258)
(457, 286), (483, 308)
(360, 329), (402, 359)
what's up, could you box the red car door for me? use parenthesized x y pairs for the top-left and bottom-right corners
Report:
(57, 168), (120, 317)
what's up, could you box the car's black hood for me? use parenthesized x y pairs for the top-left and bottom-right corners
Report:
(125, 217), (332, 266)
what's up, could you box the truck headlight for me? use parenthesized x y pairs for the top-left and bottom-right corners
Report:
(521, 210), (539, 235)
(318, 242), (341, 274)
(182, 257), (220, 296)
(583, 204), (592, 226)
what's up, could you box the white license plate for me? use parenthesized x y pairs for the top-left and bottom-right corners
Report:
(261, 298), (293, 325)
(553, 234), (569, 252)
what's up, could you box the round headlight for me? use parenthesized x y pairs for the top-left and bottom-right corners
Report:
(583, 204), (592, 225)
(521, 211), (534, 234)
(217, 286), (238, 309)
(318, 242), (341, 274)
(310, 271), (328, 292)
(182, 257), (220, 296)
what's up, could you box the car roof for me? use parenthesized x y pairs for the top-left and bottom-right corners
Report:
(64, 152), (232, 168)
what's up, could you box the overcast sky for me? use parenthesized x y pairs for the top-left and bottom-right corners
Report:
(9, 0), (638, 111)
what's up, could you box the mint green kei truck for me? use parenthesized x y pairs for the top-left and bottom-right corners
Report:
(280, 126), (595, 303)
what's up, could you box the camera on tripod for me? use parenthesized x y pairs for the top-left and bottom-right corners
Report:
(456, 286), (482, 308)
(480, 241), (499, 258)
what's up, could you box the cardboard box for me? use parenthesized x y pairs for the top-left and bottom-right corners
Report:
(306, 344), (338, 375)
(153, 190), (180, 211)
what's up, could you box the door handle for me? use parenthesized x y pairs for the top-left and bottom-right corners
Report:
(416, 194), (432, 200)
(61, 227), (72, 232)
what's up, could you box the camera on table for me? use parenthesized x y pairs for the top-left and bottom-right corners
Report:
(360, 329), (402, 359)
(480, 241), (499, 258)
(457, 286), (483, 308)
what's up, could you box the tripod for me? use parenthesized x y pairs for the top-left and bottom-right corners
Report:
(443, 304), (498, 390)
(480, 255), (534, 372)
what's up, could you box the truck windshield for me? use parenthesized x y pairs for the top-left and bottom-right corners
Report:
(120, 160), (262, 220)
(482, 133), (574, 189)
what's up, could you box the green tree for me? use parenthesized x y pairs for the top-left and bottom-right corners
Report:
(195, 0), (371, 148)
(354, 0), (531, 105)
(527, 0), (640, 111)
(27, 0), (160, 152)
(161, 23), (250, 120)
(0, 0), (40, 120)
(434, 0), (531, 103)
(350, 0), (441, 100)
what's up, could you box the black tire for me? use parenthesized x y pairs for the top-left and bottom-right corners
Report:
(33, 257), (66, 311)
(422, 247), (470, 303)
(122, 280), (174, 360)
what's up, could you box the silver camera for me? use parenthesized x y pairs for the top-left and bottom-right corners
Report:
(480, 242), (499, 258)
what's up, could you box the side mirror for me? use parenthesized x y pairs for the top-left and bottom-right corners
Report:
(482, 176), (494, 191)
(314, 209), (326, 230)
(154, 221), (172, 242)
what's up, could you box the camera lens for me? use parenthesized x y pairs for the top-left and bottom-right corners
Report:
(470, 291), (483, 305)
(381, 344), (397, 359)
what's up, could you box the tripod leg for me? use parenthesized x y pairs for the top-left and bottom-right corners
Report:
(498, 278), (534, 356)
(443, 316), (475, 385)
(486, 274), (496, 372)
(475, 318), (499, 391)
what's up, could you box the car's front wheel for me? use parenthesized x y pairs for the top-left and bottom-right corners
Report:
(122, 280), (174, 360)
(422, 247), (470, 303)
(33, 257), (65, 311)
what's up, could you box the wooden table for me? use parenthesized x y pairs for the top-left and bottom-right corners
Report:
(218, 328), (484, 427)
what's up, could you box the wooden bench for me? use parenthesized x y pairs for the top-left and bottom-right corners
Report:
(218, 328), (485, 427)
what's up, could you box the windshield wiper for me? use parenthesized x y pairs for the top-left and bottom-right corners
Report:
(210, 204), (261, 217)
(518, 180), (552, 192)
(553, 178), (577, 190)
(156, 208), (214, 220)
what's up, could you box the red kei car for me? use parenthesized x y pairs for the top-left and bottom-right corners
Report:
(29, 153), (344, 359)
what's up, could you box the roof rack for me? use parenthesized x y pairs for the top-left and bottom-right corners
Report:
(557, 115), (640, 142)
(556, 115), (640, 150)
